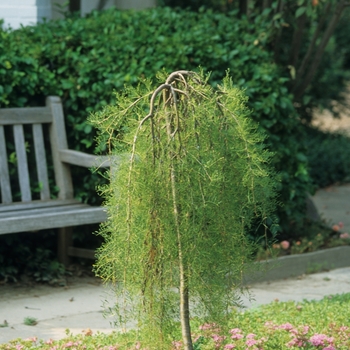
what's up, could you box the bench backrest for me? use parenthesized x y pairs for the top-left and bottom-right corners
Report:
(0, 96), (73, 204)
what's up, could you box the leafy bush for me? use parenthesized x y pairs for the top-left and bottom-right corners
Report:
(0, 7), (311, 238)
(304, 126), (350, 188)
(0, 232), (66, 283)
(159, 1), (350, 121)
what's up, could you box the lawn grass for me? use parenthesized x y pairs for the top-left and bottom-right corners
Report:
(1, 293), (349, 349)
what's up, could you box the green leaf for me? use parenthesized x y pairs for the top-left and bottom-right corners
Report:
(295, 7), (306, 18)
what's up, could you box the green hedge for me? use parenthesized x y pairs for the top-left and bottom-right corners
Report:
(0, 7), (311, 235)
(305, 126), (350, 188)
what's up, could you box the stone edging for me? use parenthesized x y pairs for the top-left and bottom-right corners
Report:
(244, 246), (350, 283)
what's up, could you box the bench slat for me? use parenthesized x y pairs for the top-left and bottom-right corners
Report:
(0, 126), (12, 203)
(0, 203), (91, 219)
(0, 206), (107, 234)
(67, 247), (95, 259)
(0, 198), (81, 212)
(0, 107), (52, 125)
(13, 124), (32, 202)
(33, 124), (51, 200)
(59, 149), (112, 168)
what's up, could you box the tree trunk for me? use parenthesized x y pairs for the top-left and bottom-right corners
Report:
(164, 85), (193, 350)
(291, 1), (332, 94)
(239, 0), (248, 17)
(293, 0), (348, 100)
(288, 13), (307, 68)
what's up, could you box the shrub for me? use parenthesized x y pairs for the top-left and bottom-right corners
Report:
(0, 7), (310, 237)
(304, 126), (350, 188)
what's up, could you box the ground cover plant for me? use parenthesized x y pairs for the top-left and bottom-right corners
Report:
(1, 293), (350, 349)
(90, 70), (278, 349)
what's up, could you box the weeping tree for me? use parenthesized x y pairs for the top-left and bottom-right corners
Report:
(91, 70), (278, 349)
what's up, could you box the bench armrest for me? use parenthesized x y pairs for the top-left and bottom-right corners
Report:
(59, 149), (117, 168)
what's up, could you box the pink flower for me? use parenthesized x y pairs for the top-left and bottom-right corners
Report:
(309, 334), (333, 346)
(211, 334), (226, 344)
(332, 224), (340, 232)
(224, 345), (236, 349)
(340, 232), (350, 239)
(322, 347), (336, 350)
(287, 337), (304, 347)
(231, 333), (243, 340)
(246, 333), (256, 339)
(279, 323), (294, 331)
(172, 340), (182, 349)
(25, 337), (37, 342)
(15, 346), (24, 350)
(230, 328), (243, 334)
(339, 222), (344, 229)
(245, 339), (257, 347)
(199, 322), (219, 331)
(280, 240), (290, 249)
(302, 325), (309, 334)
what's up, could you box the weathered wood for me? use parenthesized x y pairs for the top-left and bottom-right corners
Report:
(0, 96), (109, 264)
(58, 227), (73, 266)
(0, 107), (52, 125)
(0, 199), (81, 212)
(47, 96), (74, 200)
(0, 203), (91, 219)
(60, 149), (112, 168)
(0, 205), (107, 234)
(13, 124), (32, 202)
(0, 126), (12, 203)
(67, 246), (96, 259)
(33, 124), (50, 200)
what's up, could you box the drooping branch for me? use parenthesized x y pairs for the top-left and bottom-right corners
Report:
(293, 0), (348, 100)
(131, 72), (197, 350)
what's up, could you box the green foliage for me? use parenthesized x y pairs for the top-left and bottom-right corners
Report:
(159, 1), (350, 120)
(304, 126), (350, 188)
(23, 317), (38, 326)
(2, 293), (350, 349)
(91, 70), (278, 349)
(0, 232), (66, 284)
(1, 6), (309, 236)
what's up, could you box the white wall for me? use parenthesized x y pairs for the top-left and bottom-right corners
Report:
(0, 0), (156, 29)
(81, 0), (156, 15)
(0, 0), (51, 29)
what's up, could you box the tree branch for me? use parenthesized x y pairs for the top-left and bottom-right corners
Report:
(293, 0), (347, 100)
(291, 1), (332, 93)
(288, 13), (307, 68)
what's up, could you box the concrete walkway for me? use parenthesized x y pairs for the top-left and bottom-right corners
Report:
(0, 184), (350, 344)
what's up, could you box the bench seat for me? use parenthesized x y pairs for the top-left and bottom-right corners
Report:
(0, 96), (112, 264)
(0, 199), (107, 234)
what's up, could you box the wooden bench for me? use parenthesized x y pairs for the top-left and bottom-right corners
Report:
(0, 96), (111, 265)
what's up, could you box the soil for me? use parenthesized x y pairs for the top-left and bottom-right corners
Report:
(0, 264), (101, 297)
(311, 91), (350, 134)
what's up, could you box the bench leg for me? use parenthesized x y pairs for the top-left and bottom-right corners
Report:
(58, 227), (73, 266)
